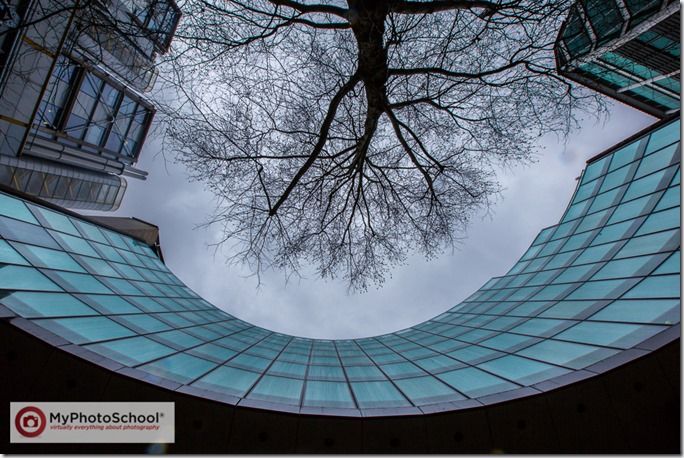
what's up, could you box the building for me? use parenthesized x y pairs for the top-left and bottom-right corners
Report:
(0, 0), (180, 211)
(0, 115), (679, 453)
(555, 0), (679, 118)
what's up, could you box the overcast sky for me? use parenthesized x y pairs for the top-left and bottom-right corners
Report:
(86, 100), (653, 339)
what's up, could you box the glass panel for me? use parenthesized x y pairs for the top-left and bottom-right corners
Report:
(448, 346), (502, 364)
(591, 299), (679, 324)
(77, 294), (140, 314)
(0, 265), (61, 291)
(49, 230), (99, 257)
(0, 239), (29, 265)
(0, 193), (39, 223)
(413, 355), (464, 373)
(152, 330), (203, 349)
(139, 353), (216, 384)
(0, 216), (60, 249)
(593, 254), (663, 280)
(72, 219), (109, 244)
(185, 343), (236, 363)
(480, 333), (538, 352)
(115, 314), (171, 333)
(91, 242), (126, 263)
(573, 242), (619, 265)
(350, 381), (411, 408)
(227, 353), (271, 371)
(12, 243), (86, 272)
(555, 321), (665, 348)
(478, 355), (570, 385)
(560, 231), (595, 253)
(539, 300), (599, 319)
(75, 255), (121, 277)
(248, 375), (303, 405)
(582, 156), (610, 183)
(111, 262), (146, 280)
(308, 365), (345, 381)
(303, 380), (356, 408)
(33, 316), (134, 344)
(623, 274), (680, 299)
(615, 229), (677, 259)
(30, 206), (80, 236)
(517, 340), (618, 369)
(635, 207), (680, 236)
(634, 144), (678, 179)
(85, 336), (176, 365)
(644, 120), (679, 154)
(395, 376), (464, 405)
(609, 141), (640, 171)
(653, 250), (679, 275)
(600, 165), (634, 193)
(654, 185), (680, 211)
(101, 277), (143, 295)
(591, 219), (636, 246)
(267, 361), (307, 378)
(530, 283), (576, 301)
(344, 365), (385, 381)
(573, 179), (602, 202)
(1, 291), (95, 317)
(566, 278), (636, 300)
(607, 194), (655, 225)
(624, 167), (671, 201)
(544, 251), (576, 270)
(576, 208), (612, 233)
(125, 296), (167, 312)
(44, 270), (112, 294)
(552, 264), (597, 283)
(510, 318), (569, 337)
(437, 367), (518, 398)
(380, 362), (426, 379)
(192, 365), (260, 396)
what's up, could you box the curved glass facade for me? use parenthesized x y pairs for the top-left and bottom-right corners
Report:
(0, 118), (680, 415)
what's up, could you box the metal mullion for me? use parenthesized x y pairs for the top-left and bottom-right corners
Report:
(131, 108), (154, 161)
(54, 60), (82, 132)
(331, 341), (361, 410)
(99, 87), (124, 150)
(116, 100), (138, 156)
(82, 73), (106, 144)
(296, 341), (314, 410)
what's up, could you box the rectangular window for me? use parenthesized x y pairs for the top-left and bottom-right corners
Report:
(39, 56), (153, 161)
(37, 56), (78, 128)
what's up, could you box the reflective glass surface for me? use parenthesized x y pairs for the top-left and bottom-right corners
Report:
(0, 119), (678, 414)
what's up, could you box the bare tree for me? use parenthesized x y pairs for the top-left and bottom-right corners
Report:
(159, 0), (602, 291)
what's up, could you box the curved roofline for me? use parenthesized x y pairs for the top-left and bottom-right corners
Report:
(586, 114), (679, 164)
(0, 116), (680, 417)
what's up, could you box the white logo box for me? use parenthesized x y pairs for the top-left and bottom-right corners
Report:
(10, 402), (174, 443)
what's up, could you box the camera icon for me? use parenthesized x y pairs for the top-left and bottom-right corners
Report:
(22, 415), (39, 429)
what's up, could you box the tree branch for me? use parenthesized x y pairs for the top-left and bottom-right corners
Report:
(269, 73), (361, 216)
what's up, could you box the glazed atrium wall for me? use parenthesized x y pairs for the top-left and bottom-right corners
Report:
(0, 115), (680, 452)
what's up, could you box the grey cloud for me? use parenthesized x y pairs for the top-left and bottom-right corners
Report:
(84, 100), (653, 339)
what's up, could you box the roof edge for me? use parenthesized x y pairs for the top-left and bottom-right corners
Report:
(0, 181), (157, 249)
(586, 113), (680, 164)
